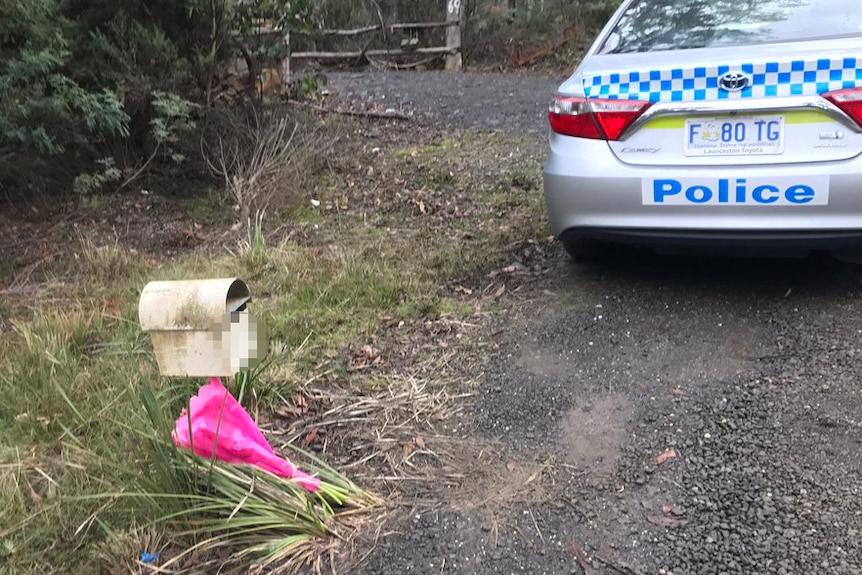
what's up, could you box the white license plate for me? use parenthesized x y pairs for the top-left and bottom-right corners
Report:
(684, 116), (785, 157)
(642, 176), (829, 206)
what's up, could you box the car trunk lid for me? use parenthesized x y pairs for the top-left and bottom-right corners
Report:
(565, 40), (862, 166)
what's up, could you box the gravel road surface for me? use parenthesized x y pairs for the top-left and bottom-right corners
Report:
(328, 71), (862, 575)
(327, 71), (563, 134)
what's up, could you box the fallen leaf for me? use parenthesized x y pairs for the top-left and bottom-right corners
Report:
(273, 405), (303, 418)
(506, 460), (519, 473)
(348, 344), (384, 372)
(671, 386), (686, 397)
(454, 285), (473, 295)
(403, 442), (415, 458)
(430, 409), (447, 421)
(493, 284), (506, 300)
(655, 448), (678, 466)
(25, 481), (41, 508)
(414, 436), (426, 450)
(303, 427), (318, 446)
(360, 344), (378, 358)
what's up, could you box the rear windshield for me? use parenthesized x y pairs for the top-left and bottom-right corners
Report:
(601, 0), (862, 54)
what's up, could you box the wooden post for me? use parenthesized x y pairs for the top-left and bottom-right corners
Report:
(281, 30), (291, 86)
(445, 0), (462, 72)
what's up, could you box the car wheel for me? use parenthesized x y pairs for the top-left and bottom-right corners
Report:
(562, 239), (607, 260)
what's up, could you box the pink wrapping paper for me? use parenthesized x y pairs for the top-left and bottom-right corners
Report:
(173, 378), (320, 492)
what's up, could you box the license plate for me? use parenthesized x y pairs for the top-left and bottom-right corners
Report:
(684, 116), (785, 157)
(643, 176), (829, 206)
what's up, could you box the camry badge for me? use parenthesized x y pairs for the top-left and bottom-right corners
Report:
(718, 72), (750, 92)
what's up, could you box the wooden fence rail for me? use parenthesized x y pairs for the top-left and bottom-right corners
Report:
(298, 20), (458, 37)
(283, 0), (462, 79)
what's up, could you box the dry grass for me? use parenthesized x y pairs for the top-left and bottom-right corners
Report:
(0, 116), (550, 573)
(273, 372), (477, 485)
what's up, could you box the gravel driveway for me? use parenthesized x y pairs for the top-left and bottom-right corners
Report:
(327, 71), (562, 135)
(328, 71), (862, 575)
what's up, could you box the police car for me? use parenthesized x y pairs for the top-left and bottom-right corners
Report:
(543, 0), (862, 258)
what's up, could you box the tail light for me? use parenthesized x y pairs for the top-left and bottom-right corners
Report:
(823, 87), (862, 127)
(549, 97), (651, 140)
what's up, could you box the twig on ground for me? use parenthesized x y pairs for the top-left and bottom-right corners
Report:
(528, 507), (545, 546)
(0, 250), (62, 294)
(500, 521), (534, 549)
(288, 101), (413, 122)
(350, 514), (389, 572)
(569, 540), (597, 575)
(489, 511), (500, 547)
(594, 554), (646, 575)
(368, 55), (440, 70)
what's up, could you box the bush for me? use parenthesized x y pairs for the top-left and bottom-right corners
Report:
(202, 104), (339, 227)
(461, 0), (624, 66)
(0, 0), (130, 155)
(0, 0), (316, 202)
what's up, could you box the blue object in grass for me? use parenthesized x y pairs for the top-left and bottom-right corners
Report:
(140, 552), (160, 564)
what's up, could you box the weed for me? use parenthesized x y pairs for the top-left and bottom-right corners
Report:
(86, 380), (382, 574)
(0, 257), (14, 284)
(73, 234), (150, 288)
(241, 210), (271, 270)
(203, 105), (340, 228)
(506, 167), (541, 191)
(1, 115), (550, 572)
(0, 305), (380, 574)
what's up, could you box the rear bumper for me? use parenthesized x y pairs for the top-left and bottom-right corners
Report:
(543, 133), (862, 248)
(559, 227), (862, 249)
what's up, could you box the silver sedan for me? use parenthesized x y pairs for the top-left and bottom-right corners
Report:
(543, 0), (862, 258)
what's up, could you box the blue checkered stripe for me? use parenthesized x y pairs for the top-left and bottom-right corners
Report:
(583, 58), (862, 103)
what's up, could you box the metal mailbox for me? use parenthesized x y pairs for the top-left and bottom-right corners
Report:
(138, 278), (267, 377)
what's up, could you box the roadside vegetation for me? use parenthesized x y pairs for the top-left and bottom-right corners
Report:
(1, 0), (616, 203)
(0, 115), (549, 571)
(0, 0), (586, 571)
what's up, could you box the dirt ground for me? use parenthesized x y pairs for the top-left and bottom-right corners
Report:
(324, 71), (862, 575)
(5, 69), (862, 575)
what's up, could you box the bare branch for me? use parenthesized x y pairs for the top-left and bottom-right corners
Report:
(201, 104), (327, 232)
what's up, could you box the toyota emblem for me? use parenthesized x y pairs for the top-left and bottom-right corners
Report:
(719, 71), (750, 92)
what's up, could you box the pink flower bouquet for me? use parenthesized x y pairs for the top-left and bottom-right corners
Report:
(173, 378), (320, 492)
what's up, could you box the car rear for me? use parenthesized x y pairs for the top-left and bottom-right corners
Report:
(543, 0), (862, 254)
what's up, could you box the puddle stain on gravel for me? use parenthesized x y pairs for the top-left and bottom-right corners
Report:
(557, 395), (633, 477)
